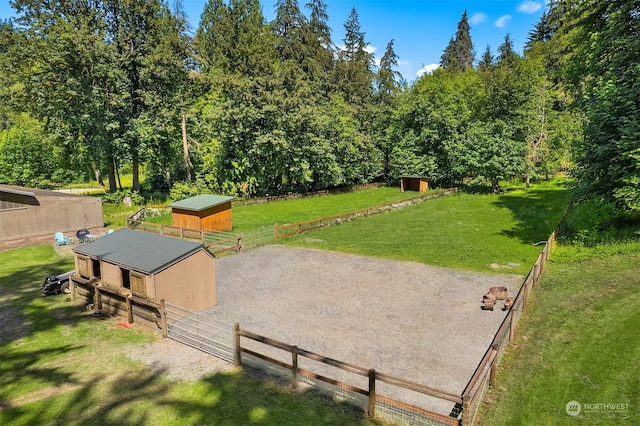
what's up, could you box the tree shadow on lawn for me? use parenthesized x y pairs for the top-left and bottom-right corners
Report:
(0, 259), (82, 345)
(492, 185), (568, 245)
(164, 370), (376, 426)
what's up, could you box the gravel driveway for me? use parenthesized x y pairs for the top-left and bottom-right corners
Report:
(198, 244), (521, 415)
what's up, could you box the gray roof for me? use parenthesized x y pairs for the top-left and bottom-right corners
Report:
(0, 184), (83, 198)
(73, 228), (209, 274)
(168, 194), (235, 212)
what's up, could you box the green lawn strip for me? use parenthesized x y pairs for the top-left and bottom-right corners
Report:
(1, 358), (381, 426)
(129, 186), (424, 231)
(286, 180), (568, 275)
(477, 244), (640, 425)
(230, 186), (435, 233)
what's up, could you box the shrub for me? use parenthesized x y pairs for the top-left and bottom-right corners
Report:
(169, 180), (212, 202)
(101, 189), (145, 205)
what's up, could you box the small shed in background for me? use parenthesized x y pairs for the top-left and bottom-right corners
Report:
(168, 194), (235, 231)
(72, 228), (216, 312)
(400, 176), (429, 193)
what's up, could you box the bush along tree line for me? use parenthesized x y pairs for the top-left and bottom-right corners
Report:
(0, 1), (637, 238)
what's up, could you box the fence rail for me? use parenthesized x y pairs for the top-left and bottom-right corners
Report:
(460, 231), (556, 426)
(70, 276), (165, 331)
(165, 302), (235, 362)
(275, 188), (459, 240)
(236, 327), (459, 425)
(127, 219), (242, 256)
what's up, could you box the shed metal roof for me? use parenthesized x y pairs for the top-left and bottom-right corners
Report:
(73, 228), (209, 274)
(168, 194), (235, 212)
(0, 184), (92, 199)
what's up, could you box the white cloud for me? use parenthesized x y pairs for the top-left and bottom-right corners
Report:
(417, 63), (440, 77)
(518, 1), (543, 14)
(365, 45), (377, 55)
(469, 13), (487, 25)
(495, 15), (512, 28)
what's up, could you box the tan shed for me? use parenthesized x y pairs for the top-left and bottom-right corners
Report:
(168, 194), (235, 231)
(72, 228), (216, 311)
(400, 176), (429, 193)
(0, 185), (103, 243)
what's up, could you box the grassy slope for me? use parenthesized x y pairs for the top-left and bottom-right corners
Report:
(287, 180), (568, 276)
(231, 186), (433, 233)
(0, 246), (379, 426)
(477, 242), (640, 425)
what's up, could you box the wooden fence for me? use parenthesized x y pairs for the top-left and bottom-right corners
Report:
(70, 275), (166, 331)
(275, 188), (459, 240)
(459, 231), (556, 426)
(127, 218), (242, 256)
(234, 326), (461, 425)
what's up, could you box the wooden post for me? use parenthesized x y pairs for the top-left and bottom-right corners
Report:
(233, 323), (241, 367)
(71, 279), (77, 301)
(126, 296), (133, 324)
(95, 285), (103, 311)
(368, 369), (376, 418)
(160, 299), (168, 338)
(489, 349), (498, 387)
(238, 234), (243, 251)
(291, 346), (298, 389)
(509, 310), (517, 342)
(532, 262), (540, 289)
(274, 224), (279, 241)
(523, 282), (531, 315)
(461, 394), (471, 426)
(180, 228), (184, 239)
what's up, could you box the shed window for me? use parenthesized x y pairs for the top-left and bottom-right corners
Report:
(130, 272), (146, 298)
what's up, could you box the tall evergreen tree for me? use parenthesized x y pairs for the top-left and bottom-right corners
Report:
(440, 10), (474, 72)
(273, 0), (307, 63)
(477, 45), (494, 72)
(496, 34), (518, 65)
(304, 0), (334, 87)
(335, 7), (374, 105)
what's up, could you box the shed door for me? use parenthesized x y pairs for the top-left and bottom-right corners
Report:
(130, 272), (146, 298)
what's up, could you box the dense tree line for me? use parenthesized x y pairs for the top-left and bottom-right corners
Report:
(0, 1), (638, 224)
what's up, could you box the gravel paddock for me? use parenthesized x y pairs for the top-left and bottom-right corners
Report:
(200, 244), (521, 414)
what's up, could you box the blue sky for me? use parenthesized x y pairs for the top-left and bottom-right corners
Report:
(1, 0), (547, 81)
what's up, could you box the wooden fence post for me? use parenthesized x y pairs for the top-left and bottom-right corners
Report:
(368, 369), (376, 418)
(274, 224), (279, 241)
(234, 323), (241, 367)
(509, 310), (517, 343)
(95, 285), (102, 311)
(292, 346), (298, 389)
(160, 299), (167, 338)
(532, 261), (540, 289)
(523, 282), (531, 315)
(126, 296), (133, 324)
(461, 394), (471, 426)
(489, 348), (498, 387)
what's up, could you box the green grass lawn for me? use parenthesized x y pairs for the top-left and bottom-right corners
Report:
(477, 241), (640, 425)
(0, 245), (380, 426)
(286, 180), (568, 276)
(230, 186), (435, 233)
(148, 186), (437, 232)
